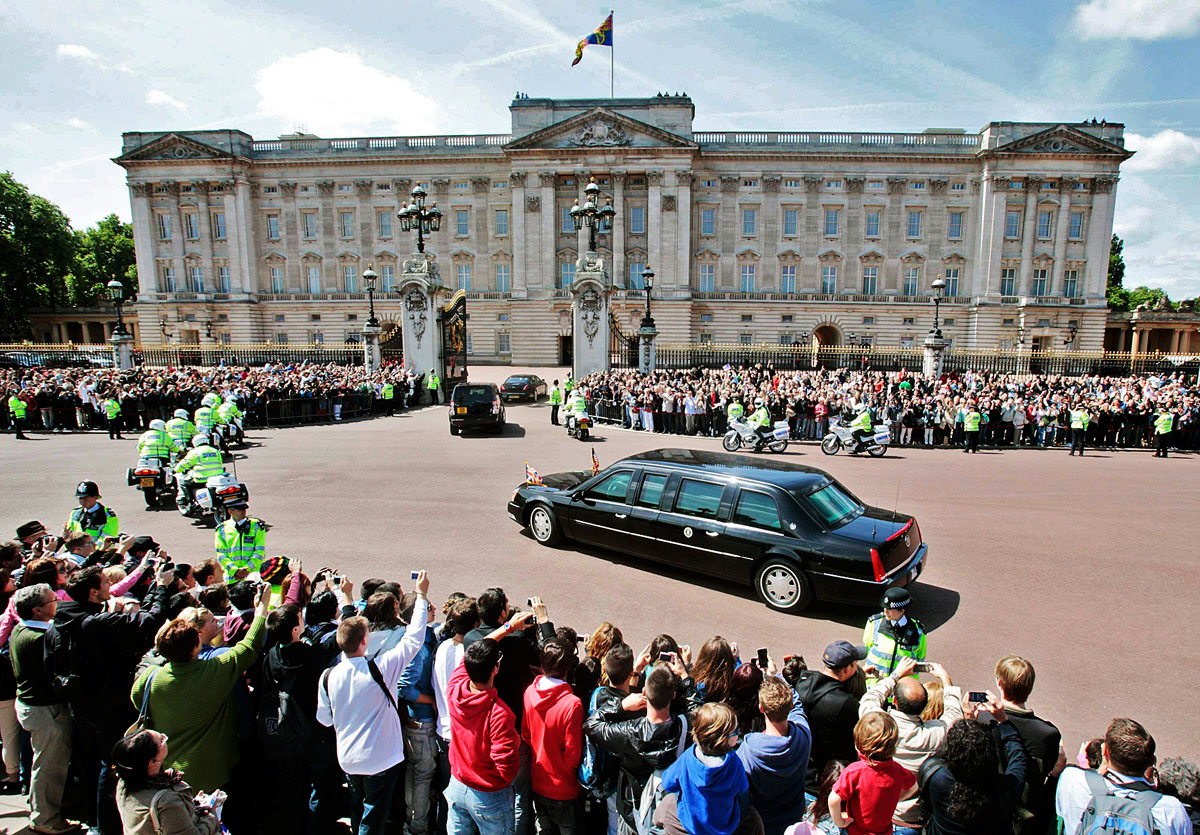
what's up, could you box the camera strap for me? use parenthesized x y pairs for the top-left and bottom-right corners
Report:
(367, 658), (402, 717)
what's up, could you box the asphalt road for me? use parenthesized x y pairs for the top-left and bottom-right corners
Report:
(3, 365), (1197, 759)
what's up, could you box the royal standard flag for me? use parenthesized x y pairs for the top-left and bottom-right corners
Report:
(591, 447), (601, 475)
(572, 13), (613, 67)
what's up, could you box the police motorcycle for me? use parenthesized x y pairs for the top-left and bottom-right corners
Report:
(566, 411), (592, 441)
(722, 417), (790, 454)
(126, 421), (177, 509)
(214, 396), (246, 449)
(820, 417), (890, 457)
(175, 435), (248, 526)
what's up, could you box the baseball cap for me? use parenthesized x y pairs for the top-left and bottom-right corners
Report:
(822, 640), (867, 669)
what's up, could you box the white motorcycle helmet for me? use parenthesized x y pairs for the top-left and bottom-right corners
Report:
(224, 395), (237, 404)
(202, 393), (220, 408)
(149, 419), (167, 431)
(754, 398), (764, 408)
(192, 434), (210, 448)
(173, 409), (189, 420)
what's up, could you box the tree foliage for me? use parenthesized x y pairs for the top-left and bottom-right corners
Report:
(1107, 233), (1125, 290)
(67, 214), (136, 307)
(0, 172), (74, 340)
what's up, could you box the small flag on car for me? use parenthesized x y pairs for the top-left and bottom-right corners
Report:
(591, 447), (600, 475)
(525, 462), (543, 485)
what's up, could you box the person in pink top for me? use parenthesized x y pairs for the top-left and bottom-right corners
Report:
(829, 712), (915, 835)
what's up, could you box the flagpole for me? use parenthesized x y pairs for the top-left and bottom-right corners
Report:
(610, 9), (614, 98)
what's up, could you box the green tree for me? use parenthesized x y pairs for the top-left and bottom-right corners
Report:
(0, 172), (74, 340)
(1108, 233), (1125, 289)
(68, 214), (136, 306)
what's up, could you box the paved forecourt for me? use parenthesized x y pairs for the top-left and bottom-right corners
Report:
(1, 365), (1197, 758)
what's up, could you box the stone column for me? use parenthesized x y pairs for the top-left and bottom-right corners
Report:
(571, 252), (612, 377)
(844, 177), (865, 290)
(1083, 177), (1117, 297)
(356, 180), (377, 283)
(1018, 176), (1042, 294)
(128, 183), (157, 298)
(719, 175), (740, 289)
(762, 175), (782, 289)
(611, 171), (626, 288)
(801, 176), (822, 291)
(922, 334), (948, 377)
(540, 172), (556, 291)
(510, 172), (528, 296)
(167, 182), (186, 290)
(431, 178), (451, 262)
(639, 321), (658, 374)
(675, 171), (693, 295)
(398, 252), (443, 379)
(884, 178), (907, 292)
(647, 171), (664, 288)
(317, 180), (336, 290)
(110, 331), (134, 370)
(194, 183), (215, 287)
(976, 175), (1009, 296)
(229, 178), (254, 293)
(1130, 327), (1142, 355)
(280, 182), (300, 290)
(1051, 179), (1074, 293)
(362, 322), (381, 373)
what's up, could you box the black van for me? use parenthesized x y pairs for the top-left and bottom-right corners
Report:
(507, 447), (926, 613)
(449, 382), (506, 435)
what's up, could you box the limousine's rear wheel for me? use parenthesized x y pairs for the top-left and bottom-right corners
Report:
(755, 558), (813, 613)
(527, 505), (563, 546)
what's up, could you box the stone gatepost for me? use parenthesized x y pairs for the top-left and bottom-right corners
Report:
(639, 322), (658, 374)
(571, 251), (613, 378)
(110, 332), (134, 370)
(922, 333), (948, 377)
(361, 322), (382, 374)
(398, 252), (444, 384)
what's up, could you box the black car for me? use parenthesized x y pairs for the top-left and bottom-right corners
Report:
(500, 375), (548, 402)
(449, 382), (506, 435)
(508, 448), (926, 614)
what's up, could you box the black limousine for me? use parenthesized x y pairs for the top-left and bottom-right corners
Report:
(508, 448), (926, 614)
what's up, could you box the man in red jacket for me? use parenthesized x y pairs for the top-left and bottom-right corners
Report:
(446, 638), (521, 835)
(523, 638), (583, 834)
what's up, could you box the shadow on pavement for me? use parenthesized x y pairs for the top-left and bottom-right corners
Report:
(457, 424), (527, 439)
(911, 582), (960, 632)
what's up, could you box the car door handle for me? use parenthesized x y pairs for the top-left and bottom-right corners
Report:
(615, 513), (627, 519)
(705, 530), (720, 537)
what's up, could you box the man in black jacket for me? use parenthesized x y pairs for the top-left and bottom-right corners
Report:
(792, 640), (865, 796)
(584, 665), (689, 835)
(48, 562), (173, 835)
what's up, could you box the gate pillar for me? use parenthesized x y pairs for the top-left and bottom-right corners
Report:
(571, 251), (613, 378)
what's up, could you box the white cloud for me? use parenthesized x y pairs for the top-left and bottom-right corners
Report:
(1124, 129), (1200, 172)
(146, 89), (187, 111)
(254, 48), (439, 136)
(65, 117), (92, 130)
(55, 43), (106, 66)
(1074, 0), (1200, 40)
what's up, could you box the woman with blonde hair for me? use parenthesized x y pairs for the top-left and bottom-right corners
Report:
(584, 621), (623, 684)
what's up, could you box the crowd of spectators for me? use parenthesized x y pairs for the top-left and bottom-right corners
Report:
(575, 365), (1200, 450)
(0, 518), (1195, 835)
(2, 363), (432, 434)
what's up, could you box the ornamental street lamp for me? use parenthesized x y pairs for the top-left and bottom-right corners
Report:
(362, 265), (380, 329)
(107, 279), (129, 337)
(569, 179), (617, 253)
(929, 275), (947, 339)
(397, 185), (441, 253)
(640, 265), (656, 329)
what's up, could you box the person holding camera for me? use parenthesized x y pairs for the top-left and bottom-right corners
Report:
(110, 730), (221, 835)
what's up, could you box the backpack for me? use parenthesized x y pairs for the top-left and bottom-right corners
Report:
(579, 687), (615, 796)
(44, 619), (85, 702)
(1074, 768), (1162, 835)
(633, 716), (689, 835)
(256, 655), (313, 761)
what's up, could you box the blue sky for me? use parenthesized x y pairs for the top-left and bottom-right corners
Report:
(2, 0), (1199, 296)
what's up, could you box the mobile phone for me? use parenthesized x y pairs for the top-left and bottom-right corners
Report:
(659, 651), (678, 665)
(968, 691), (988, 703)
(410, 571), (420, 580)
(756, 647), (769, 668)
(913, 662), (933, 673)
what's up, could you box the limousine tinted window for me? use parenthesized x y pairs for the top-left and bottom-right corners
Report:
(637, 473), (668, 508)
(586, 471), (632, 501)
(675, 479), (723, 518)
(734, 491), (783, 531)
(455, 386), (495, 404)
(803, 483), (863, 526)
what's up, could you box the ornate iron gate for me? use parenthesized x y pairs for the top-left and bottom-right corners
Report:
(441, 290), (469, 385)
(609, 312), (638, 369)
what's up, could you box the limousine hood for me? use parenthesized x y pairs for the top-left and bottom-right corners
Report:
(539, 471), (592, 490)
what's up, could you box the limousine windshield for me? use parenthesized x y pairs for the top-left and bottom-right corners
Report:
(799, 482), (864, 527)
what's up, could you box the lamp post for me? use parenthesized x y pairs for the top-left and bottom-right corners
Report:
(569, 179), (617, 254)
(640, 266), (655, 329)
(929, 275), (946, 339)
(397, 185), (441, 254)
(638, 265), (658, 374)
(361, 264), (381, 373)
(107, 279), (134, 370)
(923, 276), (949, 377)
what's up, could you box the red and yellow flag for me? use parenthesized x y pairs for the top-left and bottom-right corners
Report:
(572, 13), (613, 67)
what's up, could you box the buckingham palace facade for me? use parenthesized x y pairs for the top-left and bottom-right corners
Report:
(114, 95), (1131, 362)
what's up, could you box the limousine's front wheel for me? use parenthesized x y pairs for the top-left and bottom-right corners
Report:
(527, 505), (563, 546)
(755, 558), (813, 613)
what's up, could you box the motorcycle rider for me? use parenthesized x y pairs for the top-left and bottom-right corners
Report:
(217, 395), (244, 443)
(194, 394), (219, 441)
(749, 397), (772, 451)
(565, 388), (589, 433)
(136, 419), (173, 464)
(174, 434), (226, 511)
(848, 405), (874, 453)
(165, 408), (196, 456)
(213, 497), (266, 581)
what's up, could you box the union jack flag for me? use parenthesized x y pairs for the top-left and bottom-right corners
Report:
(525, 462), (543, 485)
(591, 447), (600, 475)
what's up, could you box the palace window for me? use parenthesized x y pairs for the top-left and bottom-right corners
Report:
(495, 209), (509, 236)
(740, 264), (756, 292)
(340, 211), (354, 238)
(1037, 211), (1053, 239)
(1063, 269), (1079, 298)
(903, 267), (919, 295)
(821, 265), (837, 294)
(944, 267), (959, 297)
(628, 262), (646, 289)
(157, 214), (171, 241)
(1005, 211), (1020, 239)
(303, 213), (318, 239)
(458, 264), (472, 291)
(455, 210), (469, 236)
(861, 266), (878, 295)
(629, 206), (645, 235)
(212, 212), (226, 239)
(824, 209), (839, 236)
(162, 265), (176, 293)
(780, 264), (796, 293)
(865, 211), (880, 238)
(740, 333), (754, 345)
(742, 208), (757, 236)
(698, 263), (715, 292)
(266, 214), (280, 240)
(559, 261), (574, 289)
(307, 266), (321, 293)
(344, 266), (358, 293)
(189, 266), (204, 293)
(948, 211), (963, 239)
(1000, 269), (1015, 297)
(218, 266), (231, 293)
(378, 211), (392, 238)
(184, 213), (199, 239)
(907, 211), (922, 238)
(951, 182), (966, 192)
(783, 208), (798, 237)
(381, 264), (395, 292)
(271, 267), (284, 293)
(1069, 212), (1084, 240)
(497, 332), (511, 353)
(1031, 268), (1048, 297)
(700, 207), (715, 236)
(495, 264), (511, 292)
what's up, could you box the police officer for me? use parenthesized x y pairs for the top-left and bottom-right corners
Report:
(381, 380), (395, 415)
(863, 587), (926, 686)
(1154, 404), (1175, 458)
(67, 481), (120, 544)
(426, 370), (441, 406)
(194, 395), (217, 439)
(165, 409), (196, 455)
(102, 392), (123, 439)
(8, 388), (27, 439)
(1068, 401), (1090, 457)
(564, 375), (575, 395)
(549, 379), (563, 426)
(748, 397), (772, 451)
(174, 434), (226, 510)
(848, 405), (874, 453)
(137, 419), (172, 463)
(565, 387), (588, 431)
(962, 401), (982, 453)
(726, 397), (745, 425)
(217, 395), (243, 426)
(214, 497), (267, 581)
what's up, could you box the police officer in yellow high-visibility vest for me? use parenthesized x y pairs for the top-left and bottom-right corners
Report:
(8, 389), (27, 440)
(863, 586), (926, 686)
(67, 480), (120, 544)
(549, 380), (563, 426)
(962, 403), (982, 453)
(174, 435), (226, 509)
(166, 409), (196, 455)
(1154, 406), (1175, 458)
(1068, 403), (1091, 457)
(103, 395), (124, 439)
(381, 381), (395, 415)
(214, 498), (267, 581)
(427, 370), (441, 406)
(849, 407), (874, 453)
(137, 419), (173, 463)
